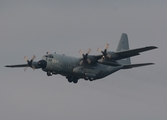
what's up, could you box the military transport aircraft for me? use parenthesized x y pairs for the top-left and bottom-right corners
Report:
(5, 33), (157, 83)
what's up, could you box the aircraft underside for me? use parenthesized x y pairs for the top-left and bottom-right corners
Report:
(44, 65), (123, 83)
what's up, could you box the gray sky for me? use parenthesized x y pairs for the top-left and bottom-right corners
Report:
(0, 0), (167, 120)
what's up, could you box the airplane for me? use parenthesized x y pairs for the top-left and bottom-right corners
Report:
(5, 33), (157, 83)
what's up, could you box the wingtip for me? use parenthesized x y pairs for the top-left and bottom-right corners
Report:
(149, 63), (155, 65)
(5, 65), (12, 68)
(152, 46), (158, 49)
(145, 46), (158, 50)
(150, 46), (158, 49)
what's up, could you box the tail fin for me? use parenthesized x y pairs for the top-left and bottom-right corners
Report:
(116, 33), (131, 65)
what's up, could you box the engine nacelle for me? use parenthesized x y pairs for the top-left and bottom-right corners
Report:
(98, 51), (120, 65)
(73, 66), (85, 74)
(106, 51), (119, 60)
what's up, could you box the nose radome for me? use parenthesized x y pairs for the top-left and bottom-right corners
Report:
(38, 60), (47, 69)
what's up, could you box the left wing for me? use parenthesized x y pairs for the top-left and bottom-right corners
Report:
(5, 64), (29, 68)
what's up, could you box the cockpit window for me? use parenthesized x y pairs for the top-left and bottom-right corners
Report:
(43, 54), (53, 58)
(43, 55), (48, 57)
(48, 55), (53, 58)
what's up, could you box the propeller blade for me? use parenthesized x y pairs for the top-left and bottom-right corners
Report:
(79, 50), (84, 55)
(97, 48), (102, 53)
(105, 43), (109, 50)
(32, 65), (36, 70)
(87, 59), (91, 64)
(87, 48), (91, 54)
(24, 56), (28, 61)
(31, 55), (36, 61)
(23, 55), (36, 70)
(24, 67), (28, 72)
(79, 48), (91, 64)
(79, 60), (83, 65)
(97, 43), (111, 58)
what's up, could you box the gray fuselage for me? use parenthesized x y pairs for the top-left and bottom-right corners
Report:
(41, 54), (123, 80)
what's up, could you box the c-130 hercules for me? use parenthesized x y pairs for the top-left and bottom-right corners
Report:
(5, 33), (157, 83)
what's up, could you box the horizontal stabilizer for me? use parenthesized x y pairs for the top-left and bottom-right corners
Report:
(122, 63), (154, 69)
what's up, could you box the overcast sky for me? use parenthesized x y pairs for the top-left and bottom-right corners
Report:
(0, 0), (167, 120)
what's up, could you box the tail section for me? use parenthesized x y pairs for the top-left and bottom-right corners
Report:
(116, 33), (131, 65)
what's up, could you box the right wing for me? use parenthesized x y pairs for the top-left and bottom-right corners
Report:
(114, 46), (157, 60)
(81, 46), (157, 65)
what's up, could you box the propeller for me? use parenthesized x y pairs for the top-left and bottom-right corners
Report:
(24, 55), (36, 70)
(97, 43), (111, 58)
(79, 48), (91, 64)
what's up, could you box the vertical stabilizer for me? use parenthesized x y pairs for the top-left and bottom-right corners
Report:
(116, 33), (131, 65)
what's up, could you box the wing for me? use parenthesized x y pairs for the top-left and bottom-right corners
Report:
(94, 46), (157, 61)
(5, 64), (29, 68)
(78, 46), (157, 65)
(114, 46), (157, 60)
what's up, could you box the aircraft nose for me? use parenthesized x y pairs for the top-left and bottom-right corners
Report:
(38, 60), (47, 69)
